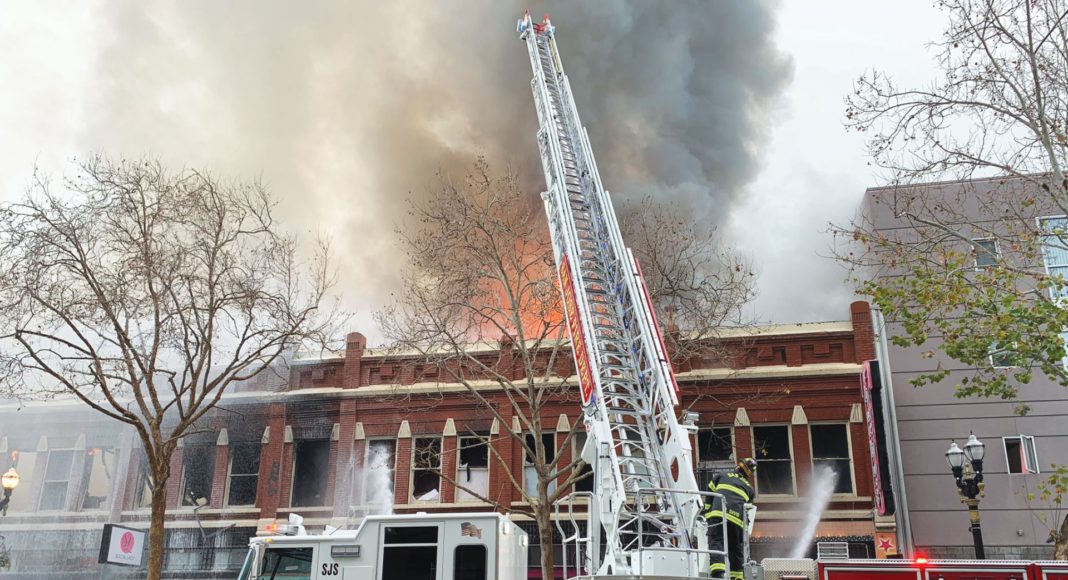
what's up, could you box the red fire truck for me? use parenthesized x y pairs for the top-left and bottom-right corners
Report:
(763, 556), (1068, 580)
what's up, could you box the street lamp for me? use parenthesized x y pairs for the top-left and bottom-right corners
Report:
(1, 468), (19, 516)
(946, 435), (985, 559)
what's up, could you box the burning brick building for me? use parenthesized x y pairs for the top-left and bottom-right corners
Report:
(0, 302), (886, 578)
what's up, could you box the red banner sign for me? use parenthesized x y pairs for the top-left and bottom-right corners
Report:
(560, 256), (596, 407)
(861, 360), (894, 516)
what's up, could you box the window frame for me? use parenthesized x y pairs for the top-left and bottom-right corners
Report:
(411, 437), (443, 503)
(751, 424), (797, 497)
(455, 434), (490, 503)
(378, 523), (443, 580)
(988, 341), (1020, 369)
(972, 237), (1000, 269)
(807, 422), (857, 496)
(224, 442), (261, 507)
(1002, 435), (1040, 474)
(523, 432), (557, 498)
(363, 438), (398, 506)
(38, 448), (76, 512)
(81, 446), (116, 511)
(180, 444), (217, 507)
(289, 438), (332, 508)
(1039, 215), (1068, 300)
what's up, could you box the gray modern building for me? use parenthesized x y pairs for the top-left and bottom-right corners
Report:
(864, 176), (1068, 560)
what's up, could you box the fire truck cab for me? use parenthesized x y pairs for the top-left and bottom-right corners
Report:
(237, 512), (527, 580)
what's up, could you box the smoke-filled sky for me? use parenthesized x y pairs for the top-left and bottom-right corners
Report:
(0, 1), (944, 340)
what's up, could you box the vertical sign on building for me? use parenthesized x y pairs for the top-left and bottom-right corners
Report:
(861, 360), (895, 516)
(559, 255), (596, 408)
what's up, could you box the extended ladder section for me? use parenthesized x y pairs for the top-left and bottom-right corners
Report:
(518, 13), (705, 577)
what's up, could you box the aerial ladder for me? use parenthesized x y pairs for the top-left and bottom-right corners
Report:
(518, 12), (719, 578)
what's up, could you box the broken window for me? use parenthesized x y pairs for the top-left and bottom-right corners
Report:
(697, 427), (735, 490)
(3, 450), (37, 512)
(411, 438), (441, 502)
(39, 449), (75, 511)
(1004, 435), (1040, 474)
(227, 443), (260, 506)
(810, 424), (854, 494)
(181, 445), (217, 507)
(363, 439), (396, 509)
(753, 425), (794, 495)
(81, 447), (116, 510)
(573, 432), (594, 493)
(291, 440), (331, 507)
(523, 433), (557, 497)
(456, 434), (489, 502)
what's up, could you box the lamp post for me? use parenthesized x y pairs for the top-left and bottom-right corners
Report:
(0, 468), (19, 516)
(946, 435), (986, 559)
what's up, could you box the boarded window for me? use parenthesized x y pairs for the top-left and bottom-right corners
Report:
(291, 440), (330, 507)
(3, 450), (37, 513)
(412, 438), (441, 502)
(81, 447), (116, 510)
(39, 450), (75, 511)
(181, 445), (217, 506)
(456, 435), (489, 502)
(227, 443), (260, 506)
(753, 426), (794, 495)
(810, 424), (854, 494)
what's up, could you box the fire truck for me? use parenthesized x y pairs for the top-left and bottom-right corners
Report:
(237, 12), (1068, 580)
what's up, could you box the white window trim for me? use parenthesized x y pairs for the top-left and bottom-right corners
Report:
(455, 434), (489, 504)
(751, 424), (797, 497)
(696, 426), (736, 467)
(1002, 435), (1040, 475)
(523, 432), (558, 498)
(1038, 214), (1068, 299)
(972, 237), (1000, 270)
(988, 341), (1019, 369)
(807, 422), (858, 497)
(224, 442), (260, 507)
(410, 436), (443, 503)
(38, 448), (76, 512)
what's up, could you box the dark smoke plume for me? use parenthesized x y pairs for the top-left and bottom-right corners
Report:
(74, 1), (791, 331)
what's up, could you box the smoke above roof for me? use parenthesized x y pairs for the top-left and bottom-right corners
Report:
(64, 1), (792, 331)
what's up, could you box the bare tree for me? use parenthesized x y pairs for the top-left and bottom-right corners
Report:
(0, 156), (337, 580)
(838, 0), (1068, 415)
(378, 158), (756, 578)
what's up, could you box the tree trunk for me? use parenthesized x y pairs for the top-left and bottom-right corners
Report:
(537, 481), (555, 580)
(146, 471), (170, 580)
(1055, 513), (1068, 561)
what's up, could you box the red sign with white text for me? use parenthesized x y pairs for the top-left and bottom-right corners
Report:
(560, 256), (596, 407)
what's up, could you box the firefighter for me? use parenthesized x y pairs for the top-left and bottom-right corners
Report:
(704, 457), (757, 579)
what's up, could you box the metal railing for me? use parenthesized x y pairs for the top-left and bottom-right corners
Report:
(554, 488), (742, 579)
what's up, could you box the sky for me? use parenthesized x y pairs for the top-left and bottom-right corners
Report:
(0, 1), (946, 341)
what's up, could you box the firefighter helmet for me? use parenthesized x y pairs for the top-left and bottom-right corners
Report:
(738, 457), (758, 479)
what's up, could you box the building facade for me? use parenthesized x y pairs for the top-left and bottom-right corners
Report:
(0, 302), (884, 578)
(864, 176), (1068, 560)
